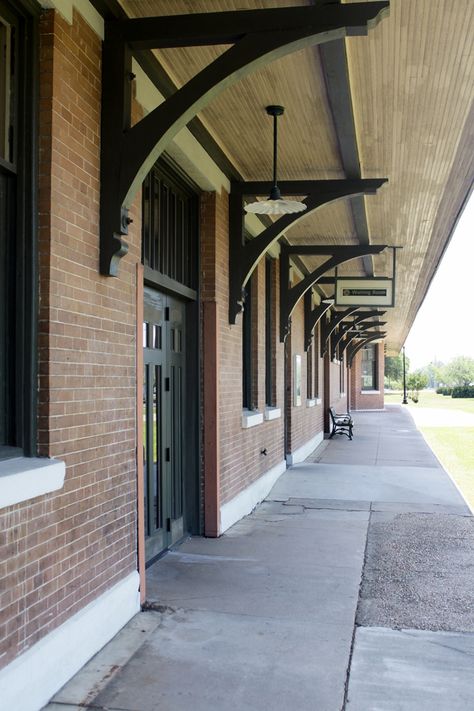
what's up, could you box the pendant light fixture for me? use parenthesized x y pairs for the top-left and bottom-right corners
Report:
(244, 105), (307, 215)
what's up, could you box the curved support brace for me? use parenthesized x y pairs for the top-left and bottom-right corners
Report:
(331, 311), (387, 358)
(100, 2), (389, 275)
(347, 332), (386, 367)
(228, 178), (387, 323)
(339, 312), (386, 357)
(304, 293), (333, 351)
(330, 320), (359, 361)
(332, 320), (386, 360)
(321, 307), (360, 357)
(280, 244), (386, 342)
(339, 331), (361, 358)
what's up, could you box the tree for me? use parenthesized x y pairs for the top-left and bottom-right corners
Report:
(443, 356), (474, 387)
(384, 354), (409, 388)
(418, 361), (444, 389)
(407, 370), (429, 403)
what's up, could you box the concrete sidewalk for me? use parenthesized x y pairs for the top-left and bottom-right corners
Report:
(45, 406), (474, 711)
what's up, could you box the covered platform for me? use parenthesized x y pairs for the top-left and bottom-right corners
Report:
(45, 406), (474, 711)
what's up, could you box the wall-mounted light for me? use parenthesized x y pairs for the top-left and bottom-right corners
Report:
(244, 106), (307, 216)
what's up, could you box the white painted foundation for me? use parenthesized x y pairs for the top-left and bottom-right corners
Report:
(220, 460), (287, 534)
(0, 571), (140, 711)
(286, 431), (324, 466)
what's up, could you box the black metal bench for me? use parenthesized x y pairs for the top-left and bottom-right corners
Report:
(329, 407), (354, 440)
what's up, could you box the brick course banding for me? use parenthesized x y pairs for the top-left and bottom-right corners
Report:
(0, 9), (140, 669)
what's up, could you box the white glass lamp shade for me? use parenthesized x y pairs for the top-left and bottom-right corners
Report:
(244, 184), (307, 215)
(244, 198), (307, 215)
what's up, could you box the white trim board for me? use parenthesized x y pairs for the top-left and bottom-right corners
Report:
(241, 410), (264, 428)
(220, 460), (287, 534)
(0, 457), (65, 509)
(286, 431), (324, 466)
(0, 572), (140, 711)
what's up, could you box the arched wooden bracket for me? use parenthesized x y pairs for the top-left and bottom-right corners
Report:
(339, 330), (362, 358)
(229, 177), (387, 322)
(332, 320), (386, 360)
(330, 311), (387, 359)
(321, 306), (360, 357)
(279, 244), (387, 342)
(339, 314), (387, 358)
(304, 291), (334, 351)
(347, 332), (386, 367)
(99, 3), (389, 275)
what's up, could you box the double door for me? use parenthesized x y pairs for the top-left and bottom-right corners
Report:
(143, 287), (185, 562)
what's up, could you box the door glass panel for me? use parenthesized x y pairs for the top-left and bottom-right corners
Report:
(143, 363), (149, 536)
(0, 18), (11, 162)
(173, 364), (183, 519)
(153, 324), (161, 349)
(153, 364), (161, 530)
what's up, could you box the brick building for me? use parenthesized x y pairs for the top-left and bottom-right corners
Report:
(0, 1), (472, 709)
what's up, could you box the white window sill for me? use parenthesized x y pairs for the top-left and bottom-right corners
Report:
(306, 398), (316, 408)
(264, 406), (281, 421)
(241, 410), (264, 429)
(360, 390), (380, 394)
(0, 457), (66, 509)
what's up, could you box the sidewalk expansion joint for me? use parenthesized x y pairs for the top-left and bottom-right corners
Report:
(342, 508), (372, 711)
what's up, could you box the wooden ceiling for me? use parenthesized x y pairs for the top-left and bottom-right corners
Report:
(119, 0), (474, 352)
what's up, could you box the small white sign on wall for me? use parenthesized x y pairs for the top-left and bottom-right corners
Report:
(294, 354), (302, 407)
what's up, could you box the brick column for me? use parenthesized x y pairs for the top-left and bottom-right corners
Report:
(200, 193), (220, 536)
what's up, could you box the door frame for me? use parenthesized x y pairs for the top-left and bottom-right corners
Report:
(136, 265), (146, 603)
(137, 158), (201, 587)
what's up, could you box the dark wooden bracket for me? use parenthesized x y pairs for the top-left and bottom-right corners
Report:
(321, 307), (361, 357)
(304, 291), (333, 351)
(279, 244), (387, 342)
(332, 320), (386, 360)
(331, 312), (386, 358)
(99, 2), (389, 275)
(347, 332), (386, 366)
(339, 330), (362, 358)
(339, 313), (387, 358)
(229, 177), (387, 322)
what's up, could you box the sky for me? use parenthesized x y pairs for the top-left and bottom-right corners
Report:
(405, 193), (474, 370)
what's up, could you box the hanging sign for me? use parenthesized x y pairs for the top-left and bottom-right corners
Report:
(335, 277), (394, 307)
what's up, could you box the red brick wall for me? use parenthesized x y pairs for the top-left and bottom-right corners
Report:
(0, 9), (140, 669)
(200, 190), (329, 507)
(350, 343), (385, 410)
(285, 299), (324, 453)
(201, 190), (288, 506)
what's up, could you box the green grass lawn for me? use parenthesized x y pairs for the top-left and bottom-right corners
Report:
(421, 427), (474, 508)
(385, 390), (474, 510)
(384, 389), (474, 414)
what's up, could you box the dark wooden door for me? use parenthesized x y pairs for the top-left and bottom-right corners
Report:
(143, 287), (185, 562)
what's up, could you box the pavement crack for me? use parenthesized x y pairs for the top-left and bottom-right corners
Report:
(399, 630), (474, 658)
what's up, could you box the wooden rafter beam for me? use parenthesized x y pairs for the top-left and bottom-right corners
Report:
(100, 2), (389, 275)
